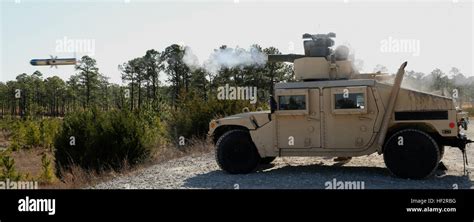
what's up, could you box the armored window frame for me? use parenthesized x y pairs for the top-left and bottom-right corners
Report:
(275, 89), (309, 115)
(330, 86), (368, 115)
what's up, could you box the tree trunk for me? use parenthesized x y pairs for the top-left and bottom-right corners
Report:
(130, 79), (134, 111)
(86, 72), (91, 107)
(138, 80), (142, 109)
(269, 67), (275, 95)
(152, 76), (157, 102)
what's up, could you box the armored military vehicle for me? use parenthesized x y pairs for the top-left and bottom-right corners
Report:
(208, 33), (472, 179)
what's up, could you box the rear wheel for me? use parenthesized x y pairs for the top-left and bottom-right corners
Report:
(260, 157), (276, 164)
(383, 129), (440, 179)
(215, 130), (260, 174)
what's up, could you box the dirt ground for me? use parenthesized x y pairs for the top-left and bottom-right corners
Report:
(93, 123), (474, 189)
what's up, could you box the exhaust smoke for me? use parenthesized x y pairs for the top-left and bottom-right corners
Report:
(183, 46), (268, 74)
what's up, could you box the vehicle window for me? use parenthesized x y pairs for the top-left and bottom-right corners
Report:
(278, 95), (306, 110)
(334, 93), (365, 109)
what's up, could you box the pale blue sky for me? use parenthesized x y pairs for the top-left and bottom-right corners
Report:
(1, 0), (473, 84)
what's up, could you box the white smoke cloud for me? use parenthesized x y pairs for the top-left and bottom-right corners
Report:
(183, 46), (268, 74)
(337, 42), (362, 73)
(182, 46), (200, 70)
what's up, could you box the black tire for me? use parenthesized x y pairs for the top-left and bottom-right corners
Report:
(215, 129), (260, 174)
(383, 129), (440, 179)
(260, 157), (276, 164)
(438, 145), (445, 161)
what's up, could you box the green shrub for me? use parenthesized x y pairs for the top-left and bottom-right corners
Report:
(54, 109), (162, 174)
(9, 121), (27, 150)
(6, 136), (18, 150)
(40, 118), (62, 150)
(167, 91), (260, 143)
(39, 153), (55, 183)
(0, 118), (15, 137)
(0, 154), (21, 181)
(6, 118), (58, 150)
(24, 120), (41, 147)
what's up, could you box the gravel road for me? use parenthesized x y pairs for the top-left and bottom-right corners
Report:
(93, 123), (474, 189)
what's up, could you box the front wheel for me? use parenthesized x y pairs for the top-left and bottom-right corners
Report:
(383, 129), (440, 179)
(215, 130), (260, 174)
(438, 145), (445, 161)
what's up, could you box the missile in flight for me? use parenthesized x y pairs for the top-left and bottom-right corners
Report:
(30, 56), (77, 68)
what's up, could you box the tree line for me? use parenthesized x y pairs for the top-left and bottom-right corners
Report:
(0, 44), (294, 117)
(1, 44), (473, 118)
(404, 67), (474, 104)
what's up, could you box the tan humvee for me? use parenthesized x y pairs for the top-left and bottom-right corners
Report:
(208, 33), (472, 179)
